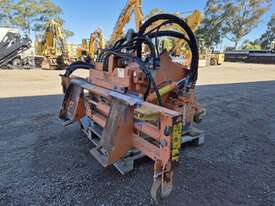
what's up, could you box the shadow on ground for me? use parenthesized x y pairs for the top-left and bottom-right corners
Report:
(0, 81), (275, 206)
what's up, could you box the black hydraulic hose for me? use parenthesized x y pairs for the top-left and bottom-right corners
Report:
(143, 78), (151, 101)
(64, 61), (94, 77)
(135, 36), (158, 68)
(113, 36), (158, 62)
(108, 50), (162, 105)
(101, 36), (158, 72)
(98, 48), (113, 62)
(103, 53), (111, 72)
(144, 20), (172, 35)
(137, 13), (199, 86)
(147, 30), (191, 45)
(113, 37), (126, 49)
(154, 31), (160, 60)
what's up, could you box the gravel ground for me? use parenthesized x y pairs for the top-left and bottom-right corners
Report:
(0, 63), (275, 206)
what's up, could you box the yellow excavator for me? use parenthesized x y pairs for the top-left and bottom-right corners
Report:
(77, 28), (105, 62)
(107, 0), (202, 59)
(77, 0), (143, 62)
(109, 0), (144, 46)
(173, 10), (202, 58)
(77, 0), (201, 66)
(35, 20), (72, 70)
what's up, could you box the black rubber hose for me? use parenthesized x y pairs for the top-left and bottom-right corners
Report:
(114, 36), (158, 62)
(113, 37), (126, 49)
(137, 13), (199, 86)
(101, 36), (158, 72)
(64, 61), (94, 77)
(144, 20), (172, 35)
(147, 30), (190, 45)
(143, 78), (151, 101)
(135, 36), (158, 68)
(108, 50), (163, 105)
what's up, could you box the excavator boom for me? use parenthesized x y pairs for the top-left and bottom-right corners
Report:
(109, 0), (144, 45)
(88, 28), (105, 59)
(77, 28), (105, 62)
(40, 20), (67, 56)
(36, 20), (73, 70)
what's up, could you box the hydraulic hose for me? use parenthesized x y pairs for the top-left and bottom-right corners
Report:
(137, 13), (199, 86)
(64, 61), (94, 77)
(108, 50), (163, 105)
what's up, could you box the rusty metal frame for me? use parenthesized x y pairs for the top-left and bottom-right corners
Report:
(59, 76), (184, 200)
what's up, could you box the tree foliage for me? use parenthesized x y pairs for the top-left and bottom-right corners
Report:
(257, 13), (275, 49)
(198, 0), (271, 49)
(0, 0), (73, 39)
(0, 0), (13, 26)
(11, 0), (63, 36)
(196, 0), (228, 47)
(222, 0), (272, 49)
(63, 29), (74, 40)
(241, 39), (261, 50)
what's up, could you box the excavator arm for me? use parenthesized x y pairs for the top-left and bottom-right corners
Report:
(109, 0), (144, 45)
(173, 10), (202, 53)
(88, 28), (105, 59)
(39, 20), (68, 57)
(36, 20), (72, 70)
(77, 28), (105, 61)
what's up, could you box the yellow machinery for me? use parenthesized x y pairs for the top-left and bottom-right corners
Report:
(173, 10), (203, 58)
(199, 41), (224, 66)
(36, 20), (72, 70)
(142, 10), (203, 65)
(271, 40), (275, 52)
(109, 0), (144, 46)
(77, 28), (105, 62)
(210, 52), (225, 65)
(89, 28), (105, 59)
(76, 0), (143, 61)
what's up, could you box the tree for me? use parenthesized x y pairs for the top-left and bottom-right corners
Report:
(196, 0), (228, 47)
(0, 0), (13, 27)
(222, 0), (272, 49)
(224, 46), (235, 52)
(11, 0), (64, 37)
(64, 29), (74, 40)
(257, 13), (275, 49)
(241, 39), (261, 50)
(36, 17), (74, 39)
(198, 0), (271, 49)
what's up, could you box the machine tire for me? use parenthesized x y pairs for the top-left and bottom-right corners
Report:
(41, 58), (50, 70)
(12, 57), (22, 68)
(210, 58), (217, 65)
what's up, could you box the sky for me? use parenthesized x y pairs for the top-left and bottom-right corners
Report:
(53, 0), (275, 48)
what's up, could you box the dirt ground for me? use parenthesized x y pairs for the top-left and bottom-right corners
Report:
(0, 62), (275, 206)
